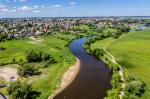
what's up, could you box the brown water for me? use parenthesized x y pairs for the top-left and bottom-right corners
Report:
(54, 37), (112, 99)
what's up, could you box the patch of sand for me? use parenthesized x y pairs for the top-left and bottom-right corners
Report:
(0, 67), (18, 82)
(48, 58), (80, 99)
(29, 36), (43, 44)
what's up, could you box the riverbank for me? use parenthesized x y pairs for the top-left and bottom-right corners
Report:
(103, 48), (125, 99)
(90, 30), (147, 98)
(105, 30), (149, 98)
(48, 58), (80, 99)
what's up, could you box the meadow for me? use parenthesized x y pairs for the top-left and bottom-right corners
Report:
(0, 33), (76, 99)
(91, 30), (150, 99)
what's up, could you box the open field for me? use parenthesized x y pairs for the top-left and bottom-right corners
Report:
(91, 30), (150, 99)
(0, 34), (76, 99)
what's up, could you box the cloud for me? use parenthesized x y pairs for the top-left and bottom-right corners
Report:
(0, 4), (7, 12)
(10, 9), (17, 12)
(1, 8), (9, 12)
(32, 10), (40, 13)
(18, 6), (33, 12)
(52, 4), (62, 8)
(0, 5), (6, 8)
(34, 5), (39, 8)
(69, 2), (76, 5)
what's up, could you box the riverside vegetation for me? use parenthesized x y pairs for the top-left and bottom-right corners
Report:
(84, 26), (145, 99)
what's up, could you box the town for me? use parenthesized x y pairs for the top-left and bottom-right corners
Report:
(0, 17), (147, 41)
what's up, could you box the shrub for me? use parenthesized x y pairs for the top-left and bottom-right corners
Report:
(113, 34), (119, 39)
(41, 52), (51, 61)
(111, 73), (121, 88)
(43, 58), (56, 67)
(18, 63), (39, 76)
(105, 88), (119, 99)
(0, 46), (6, 51)
(12, 58), (16, 63)
(125, 80), (145, 96)
(126, 74), (137, 82)
(26, 50), (52, 62)
(92, 48), (104, 58)
(7, 81), (40, 99)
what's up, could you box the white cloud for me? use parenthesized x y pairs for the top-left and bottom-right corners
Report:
(69, 2), (76, 5)
(34, 5), (39, 8)
(32, 10), (40, 13)
(0, 5), (6, 8)
(52, 4), (62, 8)
(1, 8), (9, 12)
(18, 6), (33, 12)
(0, 4), (7, 12)
(11, 9), (17, 12)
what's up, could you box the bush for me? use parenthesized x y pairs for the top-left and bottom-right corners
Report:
(18, 63), (39, 76)
(26, 50), (52, 62)
(92, 48), (104, 59)
(0, 46), (6, 51)
(113, 34), (119, 39)
(126, 74), (137, 82)
(43, 58), (57, 67)
(7, 81), (40, 99)
(12, 58), (16, 64)
(41, 52), (51, 61)
(125, 80), (144, 96)
(111, 73), (121, 88)
(105, 88), (119, 99)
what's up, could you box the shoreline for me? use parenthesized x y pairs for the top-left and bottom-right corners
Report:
(48, 58), (80, 99)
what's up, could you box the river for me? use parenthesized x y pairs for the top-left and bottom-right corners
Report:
(54, 37), (111, 99)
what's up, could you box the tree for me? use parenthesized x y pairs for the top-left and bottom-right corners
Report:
(126, 80), (145, 96)
(92, 48), (104, 58)
(7, 81), (40, 99)
(26, 50), (51, 62)
(18, 63), (39, 76)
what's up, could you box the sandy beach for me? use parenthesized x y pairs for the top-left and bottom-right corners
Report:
(48, 58), (80, 99)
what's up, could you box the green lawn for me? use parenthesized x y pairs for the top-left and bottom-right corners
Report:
(0, 34), (76, 99)
(91, 30), (150, 99)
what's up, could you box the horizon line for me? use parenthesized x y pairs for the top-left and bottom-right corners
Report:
(1, 16), (150, 19)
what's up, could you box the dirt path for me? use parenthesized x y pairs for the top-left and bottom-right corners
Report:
(0, 94), (6, 99)
(29, 36), (43, 44)
(0, 66), (18, 82)
(103, 48), (125, 99)
(48, 58), (80, 99)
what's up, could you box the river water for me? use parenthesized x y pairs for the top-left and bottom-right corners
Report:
(54, 37), (111, 99)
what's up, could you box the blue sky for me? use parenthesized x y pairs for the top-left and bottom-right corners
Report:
(0, 0), (150, 18)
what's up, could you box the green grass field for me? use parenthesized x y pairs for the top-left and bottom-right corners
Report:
(91, 30), (150, 99)
(0, 34), (76, 99)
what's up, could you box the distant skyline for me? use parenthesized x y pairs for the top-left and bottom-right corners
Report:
(0, 0), (150, 18)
